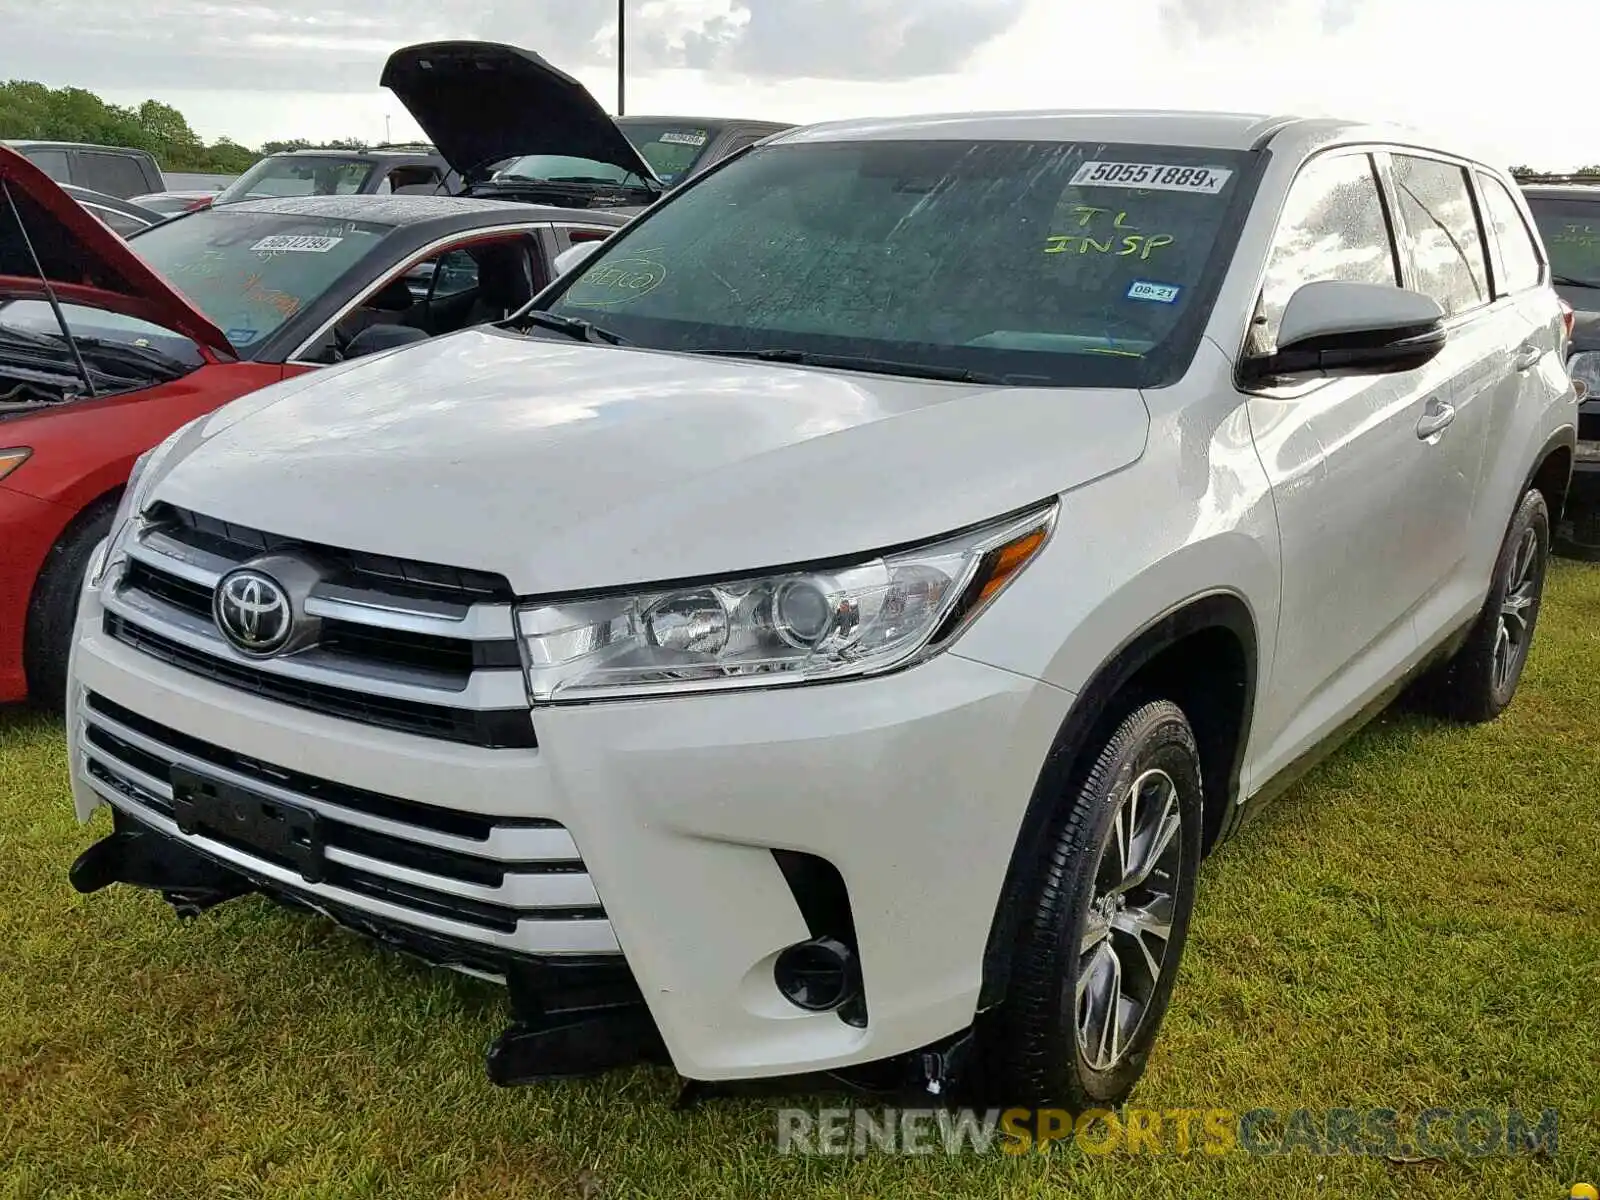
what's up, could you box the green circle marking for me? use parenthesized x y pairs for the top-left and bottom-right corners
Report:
(567, 257), (667, 307)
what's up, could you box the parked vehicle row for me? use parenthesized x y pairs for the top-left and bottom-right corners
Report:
(1518, 175), (1600, 555)
(35, 105), (1574, 1105)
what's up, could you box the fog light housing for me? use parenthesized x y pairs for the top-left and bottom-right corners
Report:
(774, 936), (862, 1013)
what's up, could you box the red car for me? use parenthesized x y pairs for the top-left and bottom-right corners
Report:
(0, 145), (625, 709)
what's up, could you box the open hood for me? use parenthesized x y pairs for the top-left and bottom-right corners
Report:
(381, 41), (661, 188)
(0, 146), (234, 359)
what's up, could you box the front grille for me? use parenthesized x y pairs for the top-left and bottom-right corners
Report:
(103, 614), (535, 749)
(79, 693), (618, 954)
(104, 505), (533, 749)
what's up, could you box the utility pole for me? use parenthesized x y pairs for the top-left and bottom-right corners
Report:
(617, 0), (626, 115)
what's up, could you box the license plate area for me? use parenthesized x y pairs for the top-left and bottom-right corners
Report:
(170, 766), (325, 882)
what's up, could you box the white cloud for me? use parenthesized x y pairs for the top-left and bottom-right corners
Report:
(12, 0), (1598, 168)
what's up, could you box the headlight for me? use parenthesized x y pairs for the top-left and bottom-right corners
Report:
(516, 502), (1057, 702)
(0, 447), (30, 484)
(1569, 349), (1600, 400)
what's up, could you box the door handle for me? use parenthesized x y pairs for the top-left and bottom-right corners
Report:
(1513, 344), (1543, 371)
(1416, 399), (1456, 440)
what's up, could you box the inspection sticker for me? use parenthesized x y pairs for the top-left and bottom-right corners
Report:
(1126, 279), (1184, 304)
(1071, 161), (1233, 194)
(250, 234), (344, 253)
(659, 131), (708, 146)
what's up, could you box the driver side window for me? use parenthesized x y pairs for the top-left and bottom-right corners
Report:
(298, 236), (543, 364)
(1251, 153), (1400, 355)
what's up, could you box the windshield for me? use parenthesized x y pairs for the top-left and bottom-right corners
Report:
(128, 210), (391, 352)
(1524, 194), (1600, 291)
(214, 156), (378, 205)
(543, 139), (1257, 387)
(493, 154), (653, 189)
(618, 122), (720, 186)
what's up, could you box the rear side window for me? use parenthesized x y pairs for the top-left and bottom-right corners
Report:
(1389, 155), (1489, 316)
(1476, 173), (1542, 294)
(77, 152), (154, 199)
(22, 148), (70, 181)
(1253, 152), (1397, 354)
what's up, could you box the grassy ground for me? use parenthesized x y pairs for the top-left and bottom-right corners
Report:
(3, 565), (1599, 1199)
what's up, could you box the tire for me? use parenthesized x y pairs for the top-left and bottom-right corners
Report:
(23, 497), (117, 713)
(977, 699), (1204, 1109)
(1412, 489), (1550, 725)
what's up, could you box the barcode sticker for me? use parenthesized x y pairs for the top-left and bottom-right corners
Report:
(251, 234), (345, 253)
(658, 131), (708, 147)
(1071, 161), (1233, 194)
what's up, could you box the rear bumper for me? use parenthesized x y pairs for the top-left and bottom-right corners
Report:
(66, 573), (1073, 1081)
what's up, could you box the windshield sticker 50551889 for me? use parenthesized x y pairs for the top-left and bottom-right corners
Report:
(1070, 161), (1233, 194)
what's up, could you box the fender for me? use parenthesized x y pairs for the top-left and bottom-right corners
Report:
(976, 589), (1257, 1010)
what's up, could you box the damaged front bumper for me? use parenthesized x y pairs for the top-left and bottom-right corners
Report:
(66, 580), (1072, 1093)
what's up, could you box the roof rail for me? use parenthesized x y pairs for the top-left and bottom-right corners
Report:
(1514, 171), (1600, 185)
(373, 142), (437, 152)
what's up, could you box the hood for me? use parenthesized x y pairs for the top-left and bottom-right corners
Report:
(149, 329), (1150, 595)
(381, 41), (659, 187)
(0, 146), (233, 359)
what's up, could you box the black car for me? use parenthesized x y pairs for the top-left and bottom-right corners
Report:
(1, 140), (165, 199)
(1521, 177), (1600, 555)
(381, 42), (791, 216)
(210, 144), (456, 207)
(60, 184), (165, 237)
(119, 193), (629, 365)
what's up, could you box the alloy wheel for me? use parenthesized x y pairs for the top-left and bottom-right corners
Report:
(1075, 767), (1183, 1072)
(1492, 527), (1541, 694)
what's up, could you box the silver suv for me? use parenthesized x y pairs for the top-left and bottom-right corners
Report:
(64, 111), (1577, 1108)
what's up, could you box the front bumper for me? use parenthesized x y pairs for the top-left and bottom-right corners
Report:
(66, 577), (1072, 1082)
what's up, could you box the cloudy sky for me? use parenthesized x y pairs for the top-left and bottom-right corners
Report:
(4, 0), (1594, 169)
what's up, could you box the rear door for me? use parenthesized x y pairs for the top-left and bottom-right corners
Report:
(1380, 151), (1509, 641)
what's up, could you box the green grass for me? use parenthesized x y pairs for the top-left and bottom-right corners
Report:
(4, 565), (1599, 1199)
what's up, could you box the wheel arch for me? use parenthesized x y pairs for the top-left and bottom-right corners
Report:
(1526, 428), (1574, 523)
(976, 589), (1257, 1010)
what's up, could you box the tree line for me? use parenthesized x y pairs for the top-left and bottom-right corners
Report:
(0, 80), (377, 176)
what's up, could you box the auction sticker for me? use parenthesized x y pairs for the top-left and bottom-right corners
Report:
(250, 234), (345, 253)
(659, 131), (708, 146)
(1126, 279), (1183, 304)
(1071, 161), (1232, 193)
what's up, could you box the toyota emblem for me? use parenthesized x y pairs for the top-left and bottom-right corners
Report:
(213, 568), (293, 656)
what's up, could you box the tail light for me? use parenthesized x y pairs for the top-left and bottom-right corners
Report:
(184, 197), (212, 212)
(1559, 297), (1575, 344)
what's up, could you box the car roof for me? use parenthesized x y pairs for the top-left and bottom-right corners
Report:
(217, 193), (631, 227)
(617, 115), (793, 130)
(265, 147), (442, 160)
(4, 138), (154, 156)
(766, 109), (1486, 161)
(1520, 183), (1600, 200)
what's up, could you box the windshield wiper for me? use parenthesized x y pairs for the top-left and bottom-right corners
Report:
(1551, 273), (1600, 290)
(73, 336), (191, 378)
(517, 310), (630, 346)
(692, 348), (1012, 384)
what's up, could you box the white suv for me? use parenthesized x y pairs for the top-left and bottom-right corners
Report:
(64, 111), (1577, 1107)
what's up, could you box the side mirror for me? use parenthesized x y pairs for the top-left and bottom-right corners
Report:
(553, 241), (604, 277)
(1245, 280), (1447, 381)
(344, 323), (430, 359)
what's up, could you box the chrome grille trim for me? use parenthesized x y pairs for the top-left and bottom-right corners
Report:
(103, 585), (528, 706)
(79, 697), (619, 956)
(106, 505), (533, 748)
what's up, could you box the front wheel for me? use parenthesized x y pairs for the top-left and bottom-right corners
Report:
(24, 498), (116, 713)
(1412, 489), (1549, 725)
(978, 699), (1204, 1108)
